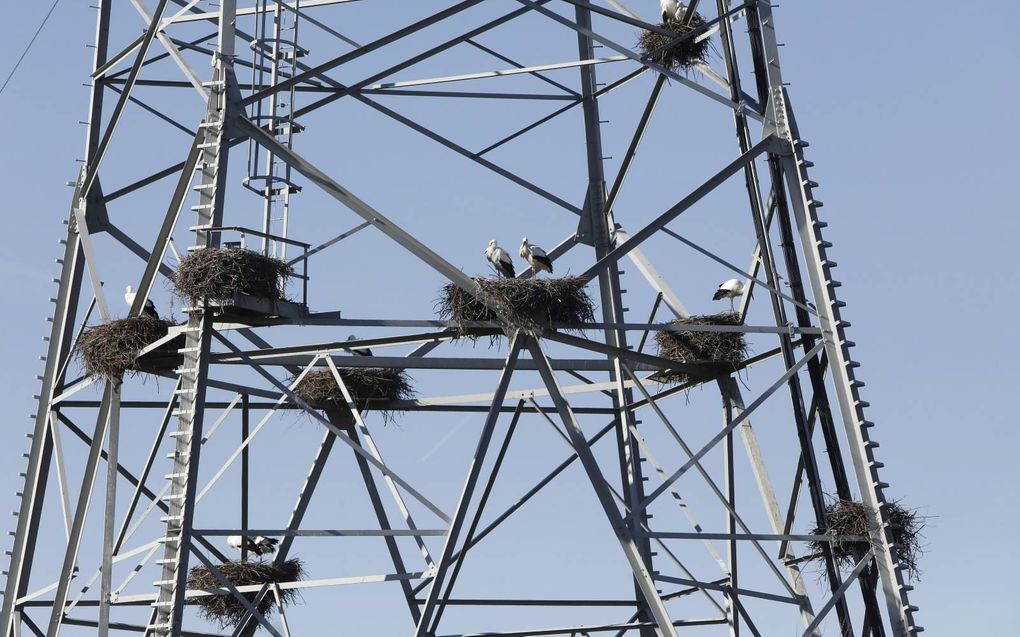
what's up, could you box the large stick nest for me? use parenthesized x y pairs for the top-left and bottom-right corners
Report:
(292, 368), (415, 422)
(809, 500), (924, 580)
(187, 559), (304, 628)
(74, 316), (177, 380)
(653, 312), (747, 384)
(172, 247), (293, 304)
(638, 13), (711, 73)
(437, 276), (596, 338)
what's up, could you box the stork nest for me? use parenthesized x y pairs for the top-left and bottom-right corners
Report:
(436, 276), (596, 339)
(74, 316), (177, 381)
(638, 14), (711, 72)
(653, 312), (747, 384)
(187, 558), (304, 628)
(172, 247), (293, 304)
(292, 368), (415, 422)
(808, 500), (923, 581)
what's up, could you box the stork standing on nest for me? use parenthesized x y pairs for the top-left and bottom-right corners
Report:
(227, 535), (278, 558)
(713, 278), (745, 311)
(659, 0), (685, 21)
(484, 239), (516, 278)
(123, 285), (160, 320)
(519, 237), (553, 276)
(347, 334), (373, 357)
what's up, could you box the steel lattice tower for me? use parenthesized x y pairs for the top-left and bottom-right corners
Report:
(1, 1), (921, 636)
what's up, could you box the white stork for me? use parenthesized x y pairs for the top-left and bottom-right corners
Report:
(485, 239), (515, 279)
(519, 238), (553, 276)
(713, 278), (745, 311)
(124, 285), (159, 320)
(347, 334), (373, 357)
(226, 535), (279, 557)
(659, 0), (684, 21)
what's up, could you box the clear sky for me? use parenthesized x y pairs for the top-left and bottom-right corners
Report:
(1, 2), (1018, 636)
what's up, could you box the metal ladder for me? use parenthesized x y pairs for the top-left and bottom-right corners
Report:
(244, 0), (304, 259)
(780, 98), (922, 636)
(147, 69), (228, 636)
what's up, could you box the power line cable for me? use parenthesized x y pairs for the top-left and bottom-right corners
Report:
(0, 0), (63, 97)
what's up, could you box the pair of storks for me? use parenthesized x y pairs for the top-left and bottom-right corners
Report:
(485, 238), (553, 279)
(485, 239), (745, 309)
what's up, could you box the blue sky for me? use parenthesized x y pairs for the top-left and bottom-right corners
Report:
(1, 2), (1018, 635)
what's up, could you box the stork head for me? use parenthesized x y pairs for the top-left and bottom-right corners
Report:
(125, 285), (133, 294)
(521, 236), (529, 245)
(486, 239), (497, 253)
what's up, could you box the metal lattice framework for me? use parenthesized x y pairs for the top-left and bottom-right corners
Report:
(1, 1), (922, 636)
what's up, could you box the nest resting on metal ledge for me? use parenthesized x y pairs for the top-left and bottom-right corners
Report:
(638, 13), (711, 73)
(653, 312), (747, 384)
(808, 500), (923, 581)
(172, 247), (293, 304)
(436, 276), (596, 339)
(75, 316), (177, 381)
(292, 368), (415, 422)
(187, 558), (304, 628)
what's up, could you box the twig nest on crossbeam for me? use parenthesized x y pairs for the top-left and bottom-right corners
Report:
(808, 500), (923, 581)
(75, 316), (179, 381)
(638, 14), (711, 73)
(172, 247), (293, 304)
(653, 312), (747, 385)
(436, 276), (596, 339)
(187, 558), (304, 628)
(291, 368), (415, 422)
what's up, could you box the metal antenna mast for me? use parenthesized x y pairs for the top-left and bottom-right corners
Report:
(2, 2), (921, 636)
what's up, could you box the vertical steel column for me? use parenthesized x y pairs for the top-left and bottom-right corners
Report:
(0, 3), (110, 635)
(723, 390), (738, 637)
(98, 385), (120, 637)
(572, 7), (655, 634)
(241, 394), (250, 563)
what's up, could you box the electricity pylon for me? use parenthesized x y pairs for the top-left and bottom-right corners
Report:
(1, 2), (921, 636)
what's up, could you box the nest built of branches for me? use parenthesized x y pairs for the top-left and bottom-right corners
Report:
(187, 559), (304, 628)
(638, 13), (711, 73)
(809, 500), (923, 580)
(437, 276), (596, 338)
(653, 312), (747, 384)
(172, 247), (293, 304)
(75, 315), (177, 380)
(292, 368), (415, 422)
